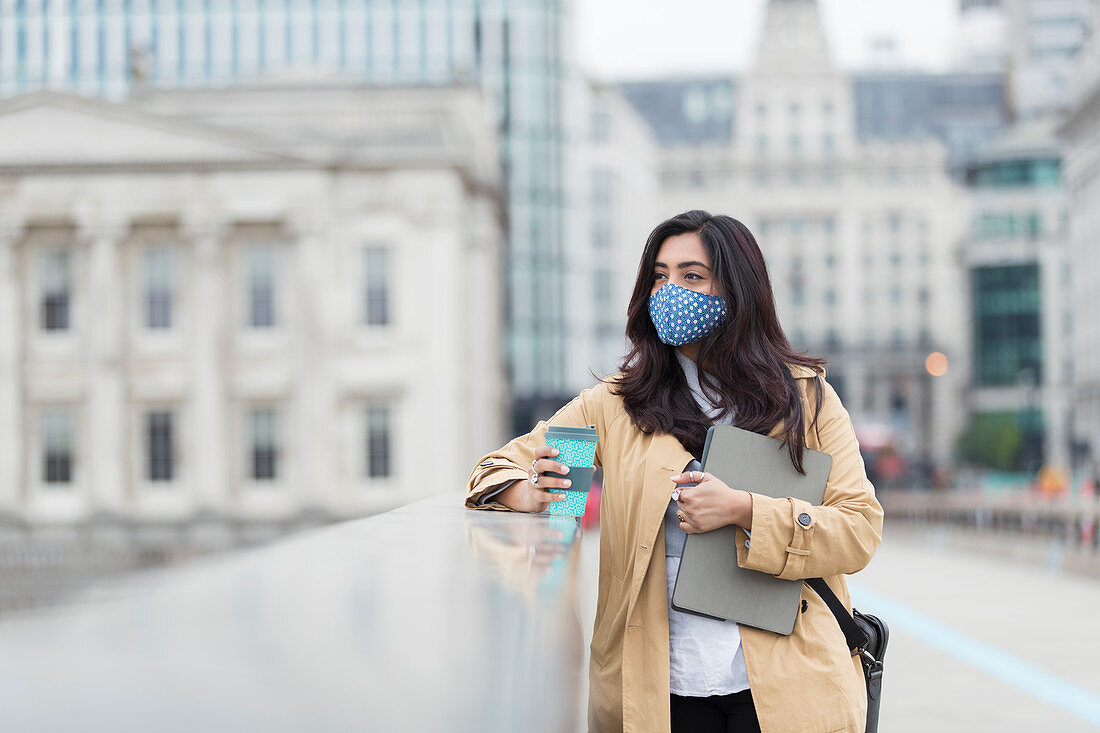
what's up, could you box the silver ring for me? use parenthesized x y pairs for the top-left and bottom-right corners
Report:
(530, 471), (539, 486)
(693, 471), (700, 483)
(671, 490), (681, 502)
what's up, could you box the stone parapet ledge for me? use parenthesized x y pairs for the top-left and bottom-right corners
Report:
(0, 494), (586, 733)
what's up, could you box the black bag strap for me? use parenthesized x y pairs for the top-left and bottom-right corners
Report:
(805, 577), (869, 652)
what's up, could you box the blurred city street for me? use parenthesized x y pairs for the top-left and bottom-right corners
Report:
(849, 525), (1100, 732)
(575, 524), (1100, 732)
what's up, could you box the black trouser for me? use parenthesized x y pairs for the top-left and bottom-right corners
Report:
(670, 690), (762, 733)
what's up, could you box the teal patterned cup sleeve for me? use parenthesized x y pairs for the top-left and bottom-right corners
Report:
(544, 425), (598, 467)
(545, 467), (594, 517)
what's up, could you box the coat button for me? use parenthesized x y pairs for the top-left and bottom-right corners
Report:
(744, 539), (751, 549)
(479, 460), (494, 467)
(798, 512), (813, 527)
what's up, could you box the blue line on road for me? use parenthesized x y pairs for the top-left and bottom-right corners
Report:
(848, 580), (1100, 729)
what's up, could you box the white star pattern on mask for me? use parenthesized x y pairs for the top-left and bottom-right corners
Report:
(648, 282), (728, 346)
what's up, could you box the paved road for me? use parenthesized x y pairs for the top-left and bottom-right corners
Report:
(575, 524), (1100, 732)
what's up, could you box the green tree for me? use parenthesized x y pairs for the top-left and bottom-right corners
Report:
(955, 412), (1022, 471)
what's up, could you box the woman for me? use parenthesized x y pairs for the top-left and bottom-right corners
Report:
(465, 210), (882, 733)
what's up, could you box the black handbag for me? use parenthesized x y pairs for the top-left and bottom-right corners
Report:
(805, 578), (888, 733)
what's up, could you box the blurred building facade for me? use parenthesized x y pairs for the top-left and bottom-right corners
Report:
(852, 71), (1008, 178)
(0, 86), (504, 546)
(956, 0), (1009, 73)
(1003, 0), (1095, 118)
(622, 0), (976, 470)
(0, 0), (594, 434)
(564, 80), (660, 383)
(1063, 2), (1100, 476)
(959, 117), (1073, 472)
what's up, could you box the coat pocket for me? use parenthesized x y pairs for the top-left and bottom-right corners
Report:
(590, 573), (626, 669)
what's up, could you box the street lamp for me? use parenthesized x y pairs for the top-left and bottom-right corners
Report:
(1016, 366), (1041, 473)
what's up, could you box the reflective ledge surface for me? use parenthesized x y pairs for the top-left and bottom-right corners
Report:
(0, 494), (586, 733)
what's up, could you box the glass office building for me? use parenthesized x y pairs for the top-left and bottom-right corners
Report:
(0, 0), (574, 428)
(961, 116), (1071, 470)
(971, 264), (1042, 387)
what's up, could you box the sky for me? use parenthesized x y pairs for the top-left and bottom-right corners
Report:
(576, 0), (962, 80)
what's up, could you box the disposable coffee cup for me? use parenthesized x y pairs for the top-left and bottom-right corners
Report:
(544, 425), (598, 517)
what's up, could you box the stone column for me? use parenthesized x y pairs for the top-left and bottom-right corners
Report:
(286, 215), (333, 513)
(0, 223), (25, 515)
(82, 221), (129, 515)
(845, 356), (867, 423)
(185, 220), (231, 515)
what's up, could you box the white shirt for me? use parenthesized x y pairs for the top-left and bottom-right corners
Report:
(665, 350), (750, 696)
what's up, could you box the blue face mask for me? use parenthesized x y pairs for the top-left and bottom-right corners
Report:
(648, 282), (728, 346)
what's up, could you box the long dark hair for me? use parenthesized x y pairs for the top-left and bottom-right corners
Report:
(612, 210), (827, 473)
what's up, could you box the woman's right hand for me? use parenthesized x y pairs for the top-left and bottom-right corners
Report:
(498, 445), (574, 513)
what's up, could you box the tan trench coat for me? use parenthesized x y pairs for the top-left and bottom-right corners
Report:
(465, 364), (883, 733)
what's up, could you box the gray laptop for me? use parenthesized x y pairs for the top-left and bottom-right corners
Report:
(670, 424), (832, 635)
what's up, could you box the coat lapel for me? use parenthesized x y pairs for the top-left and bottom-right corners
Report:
(625, 433), (693, 619)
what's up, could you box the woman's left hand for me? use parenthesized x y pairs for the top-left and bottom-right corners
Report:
(670, 471), (753, 534)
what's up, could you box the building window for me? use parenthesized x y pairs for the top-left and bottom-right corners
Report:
(247, 245), (277, 329)
(590, 107), (611, 144)
(365, 403), (392, 479)
(364, 246), (391, 326)
(825, 288), (837, 306)
(40, 249), (71, 331)
(144, 246), (175, 330)
(822, 133), (835, 156)
(145, 410), (175, 482)
(1025, 212), (1042, 239)
(972, 158), (1061, 188)
(755, 134), (768, 155)
(972, 264), (1042, 386)
(249, 406), (279, 481)
(41, 408), (73, 485)
(592, 168), (614, 207)
(789, 134), (801, 157)
(593, 220), (612, 250)
(594, 269), (614, 336)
